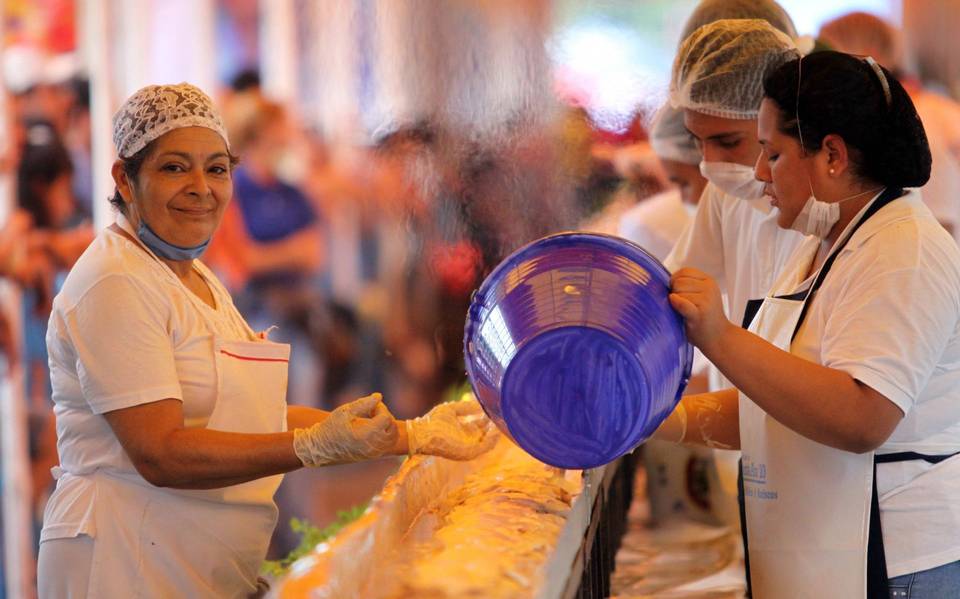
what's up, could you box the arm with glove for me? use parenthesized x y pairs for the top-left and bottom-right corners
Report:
(105, 393), (498, 489)
(293, 395), (499, 466)
(404, 398), (499, 460)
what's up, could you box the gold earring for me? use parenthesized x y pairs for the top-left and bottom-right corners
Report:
(829, 168), (835, 175)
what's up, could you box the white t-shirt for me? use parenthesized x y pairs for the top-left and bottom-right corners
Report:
(618, 187), (692, 262)
(786, 190), (960, 576)
(664, 183), (807, 330)
(618, 188), (716, 378)
(41, 219), (258, 543)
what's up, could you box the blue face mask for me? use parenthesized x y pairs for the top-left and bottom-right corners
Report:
(137, 219), (210, 261)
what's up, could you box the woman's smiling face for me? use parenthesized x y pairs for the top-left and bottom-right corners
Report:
(117, 126), (233, 247)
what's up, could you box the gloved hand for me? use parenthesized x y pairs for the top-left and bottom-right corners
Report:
(293, 393), (398, 467)
(406, 398), (499, 460)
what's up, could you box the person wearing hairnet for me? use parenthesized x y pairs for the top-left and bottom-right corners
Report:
(665, 18), (805, 333)
(667, 50), (960, 598)
(657, 17), (813, 596)
(678, 0), (797, 42)
(819, 11), (960, 241)
(36, 83), (496, 599)
(662, 0), (802, 328)
(618, 105), (705, 261)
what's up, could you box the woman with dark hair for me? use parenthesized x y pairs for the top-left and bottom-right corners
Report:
(37, 83), (495, 598)
(18, 120), (75, 229)
(664, 51), (960, 597)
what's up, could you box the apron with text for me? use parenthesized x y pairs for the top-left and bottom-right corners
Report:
(68, 217), (291, 598)
(739, 187), (904, 598)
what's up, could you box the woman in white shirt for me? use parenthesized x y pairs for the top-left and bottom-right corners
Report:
(667, 51), (960, 598)
(37, 83), (495, 598)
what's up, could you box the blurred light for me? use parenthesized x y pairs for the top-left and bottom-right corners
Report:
(776, 0), (901, 35)
(479, 306), (517, 367)
(549, 20), (668, 133)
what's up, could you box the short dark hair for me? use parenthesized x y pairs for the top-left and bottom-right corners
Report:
(109, 139), (240, 214)
(230, 69), (261, 93)
(109, 142), (153, 214)
(18, 120), (73, 228)
(763, 51), (930, 189)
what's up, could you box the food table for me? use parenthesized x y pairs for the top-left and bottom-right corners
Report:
(272, 433), (745, 599)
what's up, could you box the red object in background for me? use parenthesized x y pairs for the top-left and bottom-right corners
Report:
(45, 0), (76, 53)
(4, 0), (76, 52)
(591, 110), (650, 146)
(429, 240), (483, 298)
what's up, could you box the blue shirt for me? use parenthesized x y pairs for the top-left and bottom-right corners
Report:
(232, 167), (318, 242)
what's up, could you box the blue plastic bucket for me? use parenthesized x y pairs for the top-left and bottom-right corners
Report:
(464, 232), (693, 469)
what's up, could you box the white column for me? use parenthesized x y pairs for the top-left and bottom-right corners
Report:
(313, 1), (361, 140)
(116, 0), (149, 97)
(192, 0), (218, 94)
(306, 0), (364, 302)
(81, 0), (117, 230)
(0, 283), (31, 599)
(259, 0), (299, 104)
(147, 0), (217, 93)
(373, 0), (442, 129)
(0, 3), (36, 596)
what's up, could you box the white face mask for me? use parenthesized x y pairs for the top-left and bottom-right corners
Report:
(699, 160), (771, 213)
(790, 185), (883, 238)
(274, 146), (309, 185)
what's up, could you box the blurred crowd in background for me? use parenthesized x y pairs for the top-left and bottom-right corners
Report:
(2, 0), (960, 592)
(0, 36), (669, 572)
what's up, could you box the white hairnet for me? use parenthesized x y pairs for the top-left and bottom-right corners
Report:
(670, 19), (798, 120)
(681, 0), (798, 42)
(649, 105), (701, 165)
(3, 46), (43, 94)
(112, 83), (230, 158)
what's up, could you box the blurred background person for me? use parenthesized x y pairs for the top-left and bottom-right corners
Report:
(576, 105), (664, 234)
(618, 104), (705, 261)
(13, 117), (93, 543)
(209, 95), (326, 410)
(819, 11), (960, 240)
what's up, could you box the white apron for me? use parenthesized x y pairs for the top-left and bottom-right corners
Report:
(739, 188), (903, 598)
(59, 218), (291, 598)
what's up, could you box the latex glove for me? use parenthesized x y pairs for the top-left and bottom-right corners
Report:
(406, 399), (499, 460)
(293, 393), (398, 467)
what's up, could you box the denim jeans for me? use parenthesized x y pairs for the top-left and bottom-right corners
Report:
(889, 560), (960, 598)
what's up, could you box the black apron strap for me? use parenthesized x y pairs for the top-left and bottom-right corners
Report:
(737, 460), (753, 598)
(875, 451), (958, 465)
(741, 292), (808, 330)
(790, 187), (903, 342)
(741, 299), (764, 330)
(867, 461), (889, 597)
(743, 187), (902, 337)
